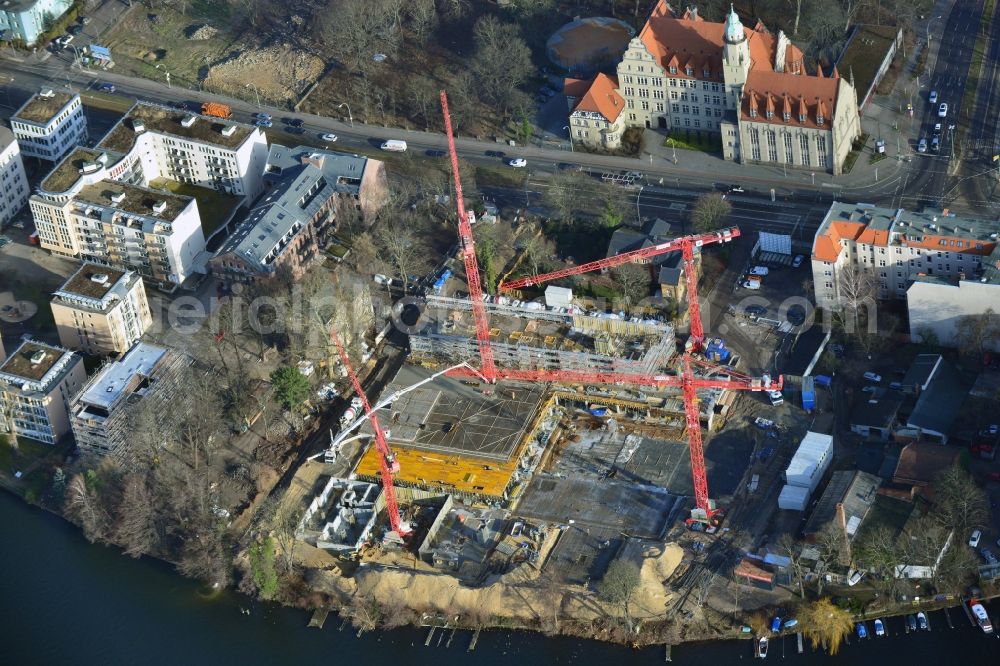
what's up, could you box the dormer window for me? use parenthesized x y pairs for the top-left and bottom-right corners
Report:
(783, 112), (790, 121)
(817, 114), (824, 125)
(750, 108), (757, 118)
(669, 66), (677, 74)
(685, 67), (693, 76)
(703, 68), (710, 78)
(766, 110), (773, 119)
(799, 113), (806, 123)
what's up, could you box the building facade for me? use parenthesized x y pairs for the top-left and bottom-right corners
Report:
(810, 202), (1000, 328)
(566, 3), (861, 173)
(51, 264), (152, 355)
(210, 145), (388, 283)
(10, 88), (87, 161)
(0, 0), (73, 46)
(70, 343), (188, 464)
(0, 126), (29, 228)
(0, 339), (86, 444)
(31, 176), (206, 288)
(565, 73), (626, 150)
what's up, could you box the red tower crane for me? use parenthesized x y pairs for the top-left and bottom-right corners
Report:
(440, 91), (497, 384)
(437, 91), (776, 522)
(329, 329), (410, 537)
(499, 227), (739, 292)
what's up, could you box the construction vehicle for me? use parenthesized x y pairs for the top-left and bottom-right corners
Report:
(438, 90), (779, 531)
(201, 102), (232, 119)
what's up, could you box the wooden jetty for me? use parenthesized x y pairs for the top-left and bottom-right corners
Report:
(308, 609), (330, 629)
(425, 627), (436, 646)
(468, 627), (481, 651)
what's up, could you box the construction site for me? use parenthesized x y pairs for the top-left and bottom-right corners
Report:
(287, 93), (786, 635)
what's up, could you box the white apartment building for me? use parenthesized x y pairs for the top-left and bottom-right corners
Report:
(0, 339), (86, 444)
(567, 3), (861, 173)
(31, 177), (206, 289)
(0, 126), (29, 228)
(70, 342), (189, 465)
(51, 264), (153, 356)
(811, 202), (1000, 348)
(10, 88), (87, 161)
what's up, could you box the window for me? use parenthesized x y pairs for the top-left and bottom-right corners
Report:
(799, 112), (807, 123)
(692, 107), (699, 116)
(654, 89), (664, 99)
(784, 132), (794, 163)
(670, 90), (678, 100)
(652, 77), (663, 86)
(672, 103), (680, 113)
(681, 92), (689, 101)
(629, 113), (637, 121)
(685, 67), (693, 76)
(669, 78), (677, 87)
(624, 86), (635, 96)
(711, 83), (720, 92)
(637, 77), (649, 85)
(685, 118), (691, 126)
(669, 66), (677, 74)
(702, 70), (710, 80)
(766, 131), (777, 161)
(817, 112), (824, 125)
(799, 134), (811, 165)
(627, 99), (634, 108)
(641, 100), (649, 110)
(680, 80), (687, 88)
(681, 105), (690, 114)
(715, 109), (722, 117)
(690, 94), (699, 103)
(816, 136), (828, 168)
(655, 102), (664, 112)
(766, 109), (773, 119)
(749, 108), (757, 118)
(750, 128), (761, 160)
(694, 119), (700, 128)
(623, 75), (634, 84)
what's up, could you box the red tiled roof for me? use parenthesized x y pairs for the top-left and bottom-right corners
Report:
(813, 220), (866, 262)
(570, 73), (624, 122)
(742, 70), (839, 129)
(563, 78), (591, 99)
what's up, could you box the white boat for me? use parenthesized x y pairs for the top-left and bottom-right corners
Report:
(971, 602), (994, 634)
(755, 636), (769, 658)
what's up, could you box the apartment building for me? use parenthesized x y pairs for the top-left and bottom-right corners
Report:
(210, 145), (387, 283)
(32, 175), (206, 289)
(565, 73), (626, 150)
(566, 3), (861, 173)
(0, 340), (86, 444)
(10, 88), (87, 161)
(0, 0), (74, 45)
(51, 264), (152, 356)
(811, 202), (1000, 349)
(70, 343), (188, 465)
(95, 102), (269, 203)
(0, 126), (29, 228)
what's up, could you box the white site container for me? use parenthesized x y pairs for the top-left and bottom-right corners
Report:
(778, 484), (810, 511)
(784, 431), (833, 493)
(545, 285), (573, 309)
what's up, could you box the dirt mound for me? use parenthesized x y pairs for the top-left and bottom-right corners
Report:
(187, 24), (218, 40)
(203, 44), (324, 103)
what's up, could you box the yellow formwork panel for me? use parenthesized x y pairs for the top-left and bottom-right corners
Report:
(355, 445), (519, 498)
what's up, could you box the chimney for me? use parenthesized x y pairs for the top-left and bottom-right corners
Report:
(29, 349), (47, 365)
(181, 115), (196, 128)
(151, 200), (167, 215)
(131, 119), (146, 133)
(221, 125), (236, 137)
(110, 191), (126, 204)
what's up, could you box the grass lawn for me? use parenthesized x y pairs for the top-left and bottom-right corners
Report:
(476, 165), (528, 189)
(838, 25), (899, 100)
(149, 178), (241, 237)
(0, 437), (55, 476)
(665, 130), (722, 154)
(81, 93), (135, 114)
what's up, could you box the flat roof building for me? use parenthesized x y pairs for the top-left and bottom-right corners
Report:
(10, 88), (87, 162)
(0, 0), (74, 46)
(0, 339), (86, 444)
(70, 343), (189, 464)
(51, 263), (152, 355)
(0, 126), (29, 229)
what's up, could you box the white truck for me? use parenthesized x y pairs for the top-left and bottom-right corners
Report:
(380, 139), (408, 152)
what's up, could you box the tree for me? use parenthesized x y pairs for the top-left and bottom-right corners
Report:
(855, 525), (905, 593)
(612, 263), (651, 313)
(690, 193), (731, 233)
(257, 496), (300, 574)
(470, 16), (533, 119)
(800, 597), (854, 655)
(114, 474), (157, 558)
(320, 0), (402, 74)
(248, 537), (280, 599)
(833, 264), (877, 336)
(375, 218), (431, 293)
(65, 472), (111, 543)
(270, 367), (311, 410)
(931, 466), (989, 533)
(598, 185), (625, 228)
(953, 308), (1000, 357)
(777, 533), (807, 598)
(597, 559), (641, 631)
(406, 0), (438, 43)
(405, 75), (439, 129)
(543, 170), (588, 221)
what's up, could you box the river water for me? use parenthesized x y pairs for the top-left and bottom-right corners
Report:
(2, 491), (998, 665)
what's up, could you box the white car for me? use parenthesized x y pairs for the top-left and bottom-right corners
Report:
(792, 254), (804, 268)
(938, 103), (948, 117)
(970, 529), (982, 547)
(861, 386), (878, 394)
(863, 372), (882, 383)
(768, 390), (783, 406)
(848, 569), (865, 586)
(929, 90), (938, 104)
(742, 281), (761, 290)
(508, 158), (527, 168)
(320, 133), (338, 142)
(749, 266), (769, 276)
(254, 112), (272, 120)
(754, 417), (775, 429)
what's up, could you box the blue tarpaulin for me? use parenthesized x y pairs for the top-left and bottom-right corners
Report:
(89, 44), (111, 60)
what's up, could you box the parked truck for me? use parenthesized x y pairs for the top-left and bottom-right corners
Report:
(201, 102), (233, 119)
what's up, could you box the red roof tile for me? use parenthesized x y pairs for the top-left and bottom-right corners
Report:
(741, 70), (840, 129)
(570, 73), (624, 122)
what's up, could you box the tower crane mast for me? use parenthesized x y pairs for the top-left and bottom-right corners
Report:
(329, 330), (409, 537)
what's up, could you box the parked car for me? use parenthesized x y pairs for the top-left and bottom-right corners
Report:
(889, 381), (903, 390)
(285, 118), (304, 127)
(727, 184), (745, 193)
(981, 425), (999, 436)
(857, 622), (867, 638)
(981, 548), (999, 565)
(848, 569), (865, 586)
(917, 137), (928, 153)
(742, 281), (761, 290)
(254, 119), (272, 128)
(917, 612), (928, 630)
(783, 618), (798, 629)
(754, 417), (775, 429)
(931, 136), (940, 152)
(933, 122), (942, 136)
(97, 82), (115, 93)
(786, 305), (806, 326)
(874, 619), (885, 636)
(861, 386), (878, 394)
(744, 305), (767, 317)
(767, 390), (783, 406)
(79, 16), (92, 25)
(929, 90), (938, 104)
(254, 112), (272, 120)
(792, 254), (804, 268)
(970, 530), (983, 547)
(750, 266), (769, 276)
(863, 372), (882, 383)
(320, 133), (338, 142)
(508, 158), (527, 168)
(938, 103), (948, 117)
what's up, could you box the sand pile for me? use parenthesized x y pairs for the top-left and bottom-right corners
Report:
(203, 44), (324, 102)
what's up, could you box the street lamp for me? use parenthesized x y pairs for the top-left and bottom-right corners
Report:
(245, 83), (260, 109)
(668, 138), (677, 164)
(926, 15), (942, 45)
(338, 102), (353, 128)
(636, 185), (644, 222)
(562, 125), (573, 152)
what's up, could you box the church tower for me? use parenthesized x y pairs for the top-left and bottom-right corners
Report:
(721, 5), (751, 110)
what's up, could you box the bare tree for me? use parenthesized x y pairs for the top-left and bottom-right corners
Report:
(690, 193), (732, 233)
(65, 472), (111, 543)
(953, 308), (1000, 357)
(405, 75), (439, 129)
(597, 559), (641, 631)
(777, 533), (807, 598)
(931, 466), (989, 533)
(257, 496), (300, 574)
(406, 0), (438, 43)
(470, 16), (534, 119)
(114, 474), (157, 558)
(613, 263), (652, 313)
(833, 263), (877, 337)
(320, 0), (401, 74)
(375, 218), (431, 293)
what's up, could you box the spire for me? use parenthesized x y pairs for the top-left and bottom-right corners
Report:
(832, 65), (840, 79)
(849, 66), (855, 88)
(816, 61), (824, 78)
(724, 4), (746, 44)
